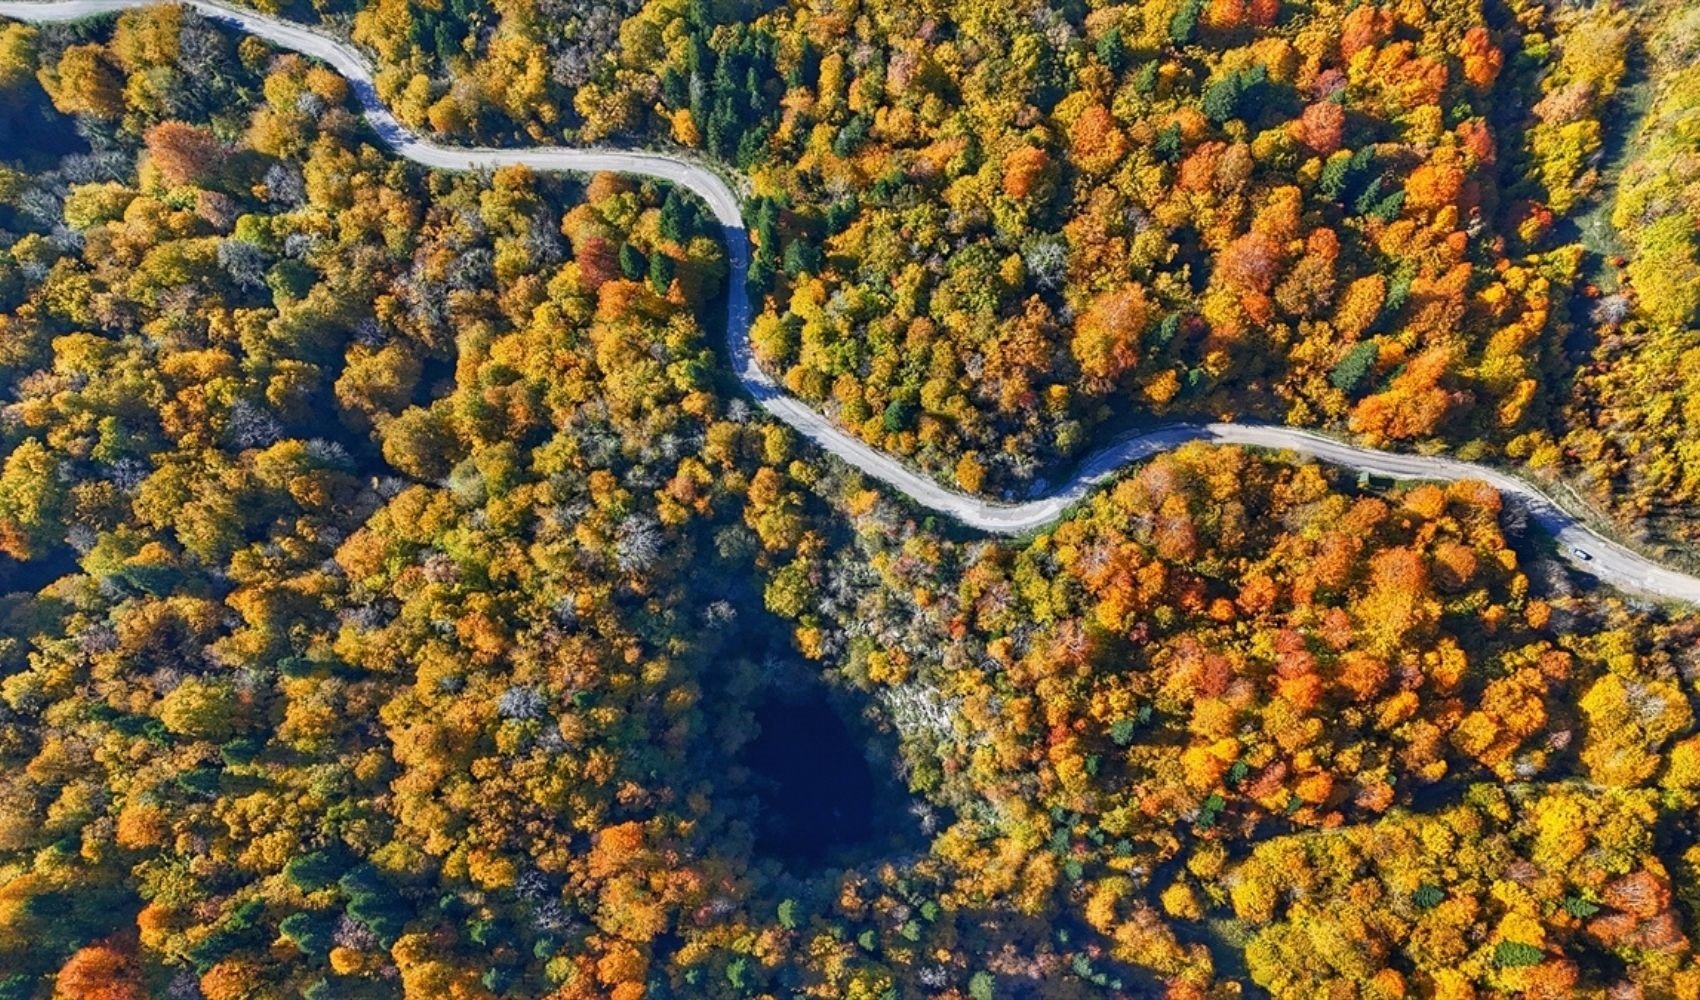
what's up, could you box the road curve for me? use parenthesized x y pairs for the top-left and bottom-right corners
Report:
(3, 0), (1699, 605)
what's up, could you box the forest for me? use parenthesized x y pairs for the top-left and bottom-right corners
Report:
(0, 0), (1698, 997)
(248, 0), (1700, 567)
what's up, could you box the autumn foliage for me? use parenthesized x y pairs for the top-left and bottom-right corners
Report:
(2, 2), (1700, 998)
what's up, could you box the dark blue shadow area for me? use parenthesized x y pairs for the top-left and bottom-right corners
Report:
(742, 696), (876, 863)
(0, 546), (79, 596)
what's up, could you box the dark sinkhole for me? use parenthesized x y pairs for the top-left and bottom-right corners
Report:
(742, 695), (878, 863)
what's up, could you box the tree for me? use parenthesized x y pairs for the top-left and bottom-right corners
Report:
(1625, 217), (1700, 327)
(575, 235), (621, 289)
(54, 939), (143, 1000)
(1333, 275), (1385, 339)
(781, 239), (822, 278)
(380, 407), (461, 480)
(0, 438), (64, 559)
(1298, 101), (1345, 155)
(1001, 145), (1053, 202)
(1072, 283), (1152, 383)
(618, 243), (647, 281)
(285, 852), (345, 893)
(1329, 341), (1379, 396)
(1493, 941), (1544, 967)
(1070, 105), (1127, 176)
(42, 45), (124, 118)
(1170, 0), (1205, 43)
(1459, 26), (1503, 89)
(648, 251), (676, 293)
(340, 866), (408, 947)
(1403, 150), (1466, 214)
(1349, 348), (1467, 441)
(1217, 231), (1281, 294)
(1096, 27), (1127, 72)
(158, 677), (241, 741)
(279, 912), (336, 961)
(144, 121), (225, 187)
(658, 190), (696, 242)
(1201, 67), (1264, 125)
(0, 24), (35, 94)
(1356, 546), (1435, 654)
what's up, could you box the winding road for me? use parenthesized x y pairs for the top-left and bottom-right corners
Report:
(4, 0), (1699, 605)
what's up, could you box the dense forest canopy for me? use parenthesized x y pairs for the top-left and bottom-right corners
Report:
(233, 0), (1700, 569)
(0, 0), (1698, 998)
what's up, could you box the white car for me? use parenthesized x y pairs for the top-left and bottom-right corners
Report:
(1569, 546), (1593, 562)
